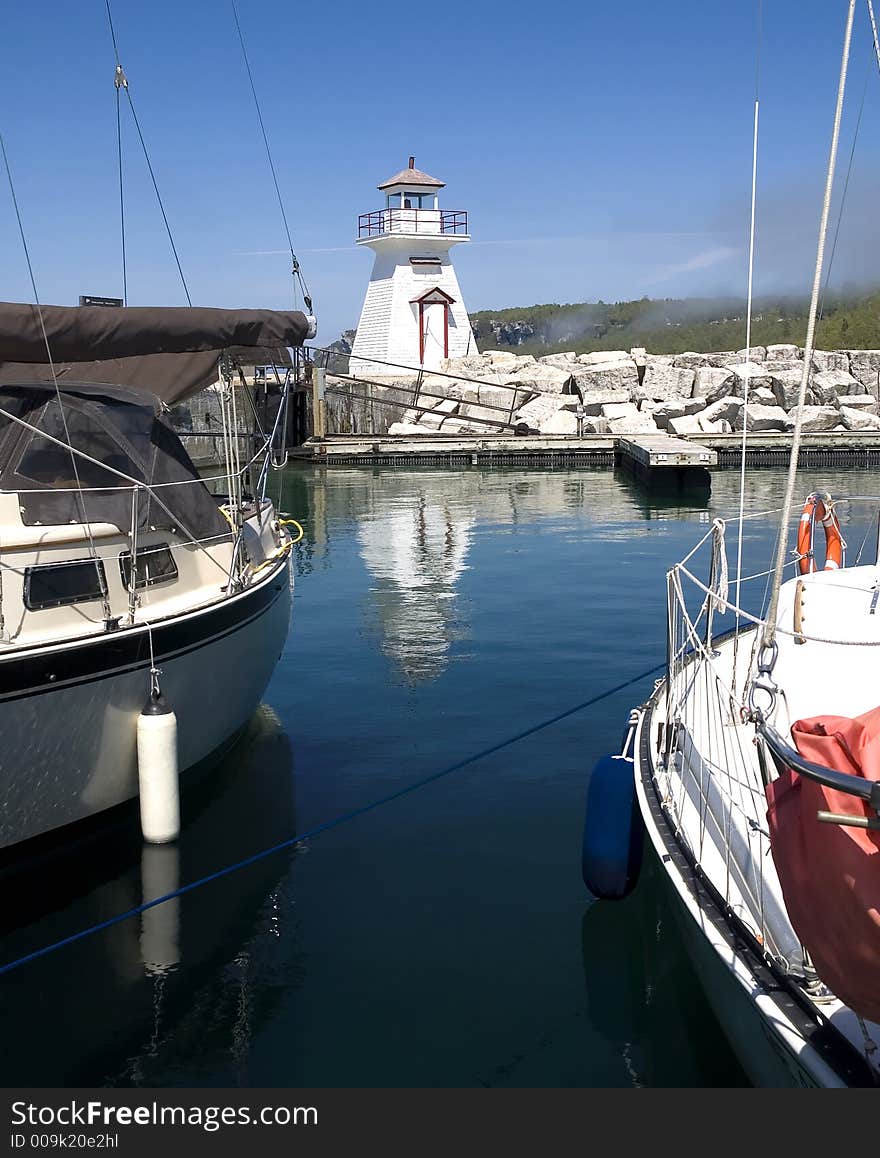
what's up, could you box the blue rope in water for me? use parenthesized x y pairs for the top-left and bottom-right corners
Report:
(0, 661), (663, 977)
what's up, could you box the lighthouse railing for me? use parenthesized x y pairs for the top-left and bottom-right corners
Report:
(358, 208), (468, 239)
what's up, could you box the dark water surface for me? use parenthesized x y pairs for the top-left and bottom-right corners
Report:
(4, 463), (877, 1088)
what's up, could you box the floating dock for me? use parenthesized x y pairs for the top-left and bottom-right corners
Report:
(291, 430), (880, 470)
(614, 434), (716, 484)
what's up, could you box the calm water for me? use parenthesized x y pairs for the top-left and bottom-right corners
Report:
(4, 463), (878, 1088)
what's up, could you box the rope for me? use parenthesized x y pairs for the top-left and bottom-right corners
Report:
(0, 660), (664, 976)
(763, 0), (857, 652)
(104, 0), (191, 306)
(230, 0), (312, 314)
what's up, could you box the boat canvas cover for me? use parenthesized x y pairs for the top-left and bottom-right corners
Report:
(0, 382), (230, 541)
(766, 706), (880, 1024)
(0, 302), (311, 404)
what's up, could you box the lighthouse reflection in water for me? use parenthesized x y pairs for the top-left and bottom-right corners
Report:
(358, 493), (474, 683)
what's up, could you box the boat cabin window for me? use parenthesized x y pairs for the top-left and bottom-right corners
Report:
(119, 543), (178, 589)
(24, 559), (108, 611)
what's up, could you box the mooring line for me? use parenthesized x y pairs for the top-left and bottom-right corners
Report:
(0, 661), (663, 977)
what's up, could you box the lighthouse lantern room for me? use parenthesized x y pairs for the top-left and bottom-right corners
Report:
(350, 157), (477, 376)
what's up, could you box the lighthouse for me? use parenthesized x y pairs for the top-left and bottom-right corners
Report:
(350, 157), (477, 376)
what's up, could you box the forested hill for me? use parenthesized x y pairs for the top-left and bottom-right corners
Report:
(469, 292), (880, 355)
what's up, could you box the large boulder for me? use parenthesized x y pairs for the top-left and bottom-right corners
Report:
(673, 351), (711, 369)
(837, 394), (879, 413)
(602, 401), (639, 420)
(668, 414), (702, 436)
(726, 361), (773, 394)
(539, 352), (579, 369)
(461, 383), (521, 426)
(577, 350), (631, 365)
(810, 350), (850, 374)
(693, 366), (737, 400)
(750, 386), (777, 406)
(702, 396), (743, 426)
(811, 369), (862, 404)
(512, 393), (569, 429)
(650, 398), (707, 431)
(578, 387), (632, 414)
(442, 354), (494, 375)
(782, 406), (840, 433)
(735, 404), (788, 432)
(705, 351), (737, 367)
(584, 416), (611, 434)
(499, 362), (573, 394)
(482, 350), (520, 367)
(839, 406), (880, 431)
(636, 363), (695, 401)
(607, 413), (658, 435)
(849, 351), (880, 389)
(766, 344), (800, 360)
(539, 410), (578, 435)
(698, 416), (733, 434)
(571, 360), (639, 397)
(767, 367), (812, 410)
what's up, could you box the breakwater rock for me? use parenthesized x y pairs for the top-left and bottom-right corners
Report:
(374, 346), (880, 437)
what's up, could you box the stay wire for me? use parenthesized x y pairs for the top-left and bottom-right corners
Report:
(104, 0), (191, 306)
(819, 56), (871, 321)
(230, 0), (312, 314)
(0, 660), (664, 976)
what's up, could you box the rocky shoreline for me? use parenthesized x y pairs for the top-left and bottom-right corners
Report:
(375, 345), (880, 438)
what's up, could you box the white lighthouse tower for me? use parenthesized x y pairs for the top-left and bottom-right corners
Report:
(350, 157), (477, 376)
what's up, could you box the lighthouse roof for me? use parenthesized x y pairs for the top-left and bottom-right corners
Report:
(378, 158), (445, 191)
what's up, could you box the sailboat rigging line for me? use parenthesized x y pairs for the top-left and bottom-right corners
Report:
(762, 0), (857, 656)
(0, 134), (112, 621)
(230, 0), (313, 314)
(869, 0), (880, 73)
(733, 0), (763, 696)
(819, 58), (871, 322)
(103, 0), (191, 306)
(0, 661), (665, 976)
(734, 98), (760, 629)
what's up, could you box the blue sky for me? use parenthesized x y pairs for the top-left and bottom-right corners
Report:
(2, 0), (879, 343)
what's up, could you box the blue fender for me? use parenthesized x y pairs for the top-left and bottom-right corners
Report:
(581, 753), (644, 900)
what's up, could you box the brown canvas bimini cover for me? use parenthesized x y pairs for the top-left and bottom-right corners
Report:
(0, 302), (312, 404)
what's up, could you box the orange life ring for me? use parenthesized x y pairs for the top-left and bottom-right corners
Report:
(797, 493), (843, 574)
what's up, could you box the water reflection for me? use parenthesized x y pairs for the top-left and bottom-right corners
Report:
(0, 705), (300, 1087)
(358, 495), (474, 684)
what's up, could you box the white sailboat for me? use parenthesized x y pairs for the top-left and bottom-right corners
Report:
(0, 301), (312, 853)
(584, 0), (880, 1086)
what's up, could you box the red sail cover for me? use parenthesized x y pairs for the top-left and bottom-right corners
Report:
(766, 705), (880, 1023)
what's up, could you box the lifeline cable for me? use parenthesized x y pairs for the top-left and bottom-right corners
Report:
(0, 660), (664, 976)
